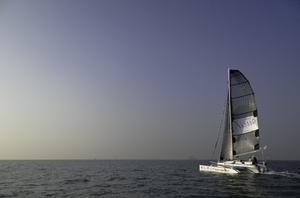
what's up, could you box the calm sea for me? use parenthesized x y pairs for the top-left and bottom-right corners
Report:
(0, 160), (299, 197)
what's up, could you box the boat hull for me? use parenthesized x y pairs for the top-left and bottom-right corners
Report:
(217, 161), (267, 173)
(199, 161), (267, 174)
(199, 164), (239, 174)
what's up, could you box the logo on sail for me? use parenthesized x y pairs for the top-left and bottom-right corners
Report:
(232, 116), (258, 135)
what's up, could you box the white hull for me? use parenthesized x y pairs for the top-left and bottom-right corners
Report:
(199, 164), (239, 174)
(217, 161), (267, 173)
(199, 160), (267, 174)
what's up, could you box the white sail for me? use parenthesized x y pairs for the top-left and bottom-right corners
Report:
(220, 95), (233, 161)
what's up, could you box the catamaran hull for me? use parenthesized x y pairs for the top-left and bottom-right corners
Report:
(199, 164), (239, 174)
(199, 161), (267, 174)
(217, 161), (267, 173)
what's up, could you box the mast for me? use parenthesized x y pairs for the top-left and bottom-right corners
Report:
(227, 68), (233, 160)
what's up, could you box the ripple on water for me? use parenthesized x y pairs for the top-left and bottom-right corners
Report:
(64, 178), (90, 185)
(0, 160), (299, 197)
(107, 176), (127, 182)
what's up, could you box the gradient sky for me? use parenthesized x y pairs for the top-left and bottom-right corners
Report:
(0, 0), (299, 160)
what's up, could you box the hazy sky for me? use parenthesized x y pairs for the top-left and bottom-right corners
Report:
(0, 0), (299, 160)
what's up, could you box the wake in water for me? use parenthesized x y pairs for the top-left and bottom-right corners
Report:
(263, 170), (300, 179)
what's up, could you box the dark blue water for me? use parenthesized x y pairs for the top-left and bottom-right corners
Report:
(0, 160), (299, 197)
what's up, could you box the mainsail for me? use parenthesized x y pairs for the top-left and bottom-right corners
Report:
(220, 69), (260, 161)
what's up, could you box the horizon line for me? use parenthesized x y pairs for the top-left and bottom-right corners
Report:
(0, 158), (298, 161)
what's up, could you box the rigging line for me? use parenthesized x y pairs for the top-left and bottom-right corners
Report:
(211, 97), (227, 160)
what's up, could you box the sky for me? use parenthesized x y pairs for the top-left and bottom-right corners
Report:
(0, 0), (299, 160)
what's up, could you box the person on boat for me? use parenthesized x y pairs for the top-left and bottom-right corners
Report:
(251, 156), (258, 165)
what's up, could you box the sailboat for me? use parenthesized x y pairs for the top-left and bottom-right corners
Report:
(199, 68), (267, 174)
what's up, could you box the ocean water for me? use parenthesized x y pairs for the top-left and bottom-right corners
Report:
(0, 160), (299, 197)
